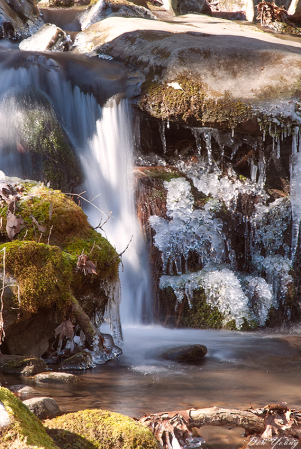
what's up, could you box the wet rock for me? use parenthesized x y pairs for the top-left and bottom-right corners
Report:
(0, 0), (44, 39)
(0, 355), (48, 376)
(32, 372), (82, 383)
(170, 0), (212, 15)
(39, 0), (74, 6)
(61, 351), (94, 370)
(79, 0), (156, 30)
(161, 344), (207, 362)
(19, 23), (72, 51)
(23, 397), (61, 419)
(9, 385), (37, 398)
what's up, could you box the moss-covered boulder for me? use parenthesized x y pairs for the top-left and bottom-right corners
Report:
(0, 355), (48, 376)
(0, 87), (82, 192)
(45, 409), (160, 449)
(0, 180), (120, 358)
(0, 387), (57, 449)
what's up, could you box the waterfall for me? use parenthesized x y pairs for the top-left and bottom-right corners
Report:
(0, 50), (152, 335)
(81, 98), (153, 325)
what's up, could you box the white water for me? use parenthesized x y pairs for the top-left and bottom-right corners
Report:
(81, 99), (153, 327)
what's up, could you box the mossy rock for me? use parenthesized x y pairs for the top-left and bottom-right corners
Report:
(0, 387), (58, 449)
(0, 355), (48, 376)
(45, 409), (161, 449)
(139, 76), (253, 128)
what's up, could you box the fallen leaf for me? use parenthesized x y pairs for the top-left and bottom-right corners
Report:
(6, 211), (24, 240)
(54, 320), (74, 341)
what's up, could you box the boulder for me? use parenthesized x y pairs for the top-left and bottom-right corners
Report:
(45, 408), (160, 449)
(32, 371), (82, 383)
(0, 0), (44, 39)
(23, 397), (61, 419)
(19, 23), (72, 51)
(79, 0), (156, 31)
(161, 344), (207, 362)
(0, 355), (48, 376)
(168, 0), (212, 16)
(0, 387), (57, 448)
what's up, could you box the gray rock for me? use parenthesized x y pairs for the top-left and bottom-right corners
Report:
(19, 23), (72, 51)
(170, 0), (212, 16)
(32, 371), (82, 383)
(9, 385), (37, 398)
(79, 0), (156, 30)
(161, 344), (207, 362)
(23, 397), (61, 419)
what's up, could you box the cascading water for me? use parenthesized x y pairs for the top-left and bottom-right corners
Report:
(0, 50), (152, 341)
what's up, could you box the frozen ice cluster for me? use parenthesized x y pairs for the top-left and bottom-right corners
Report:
(149, 125), (297, 328)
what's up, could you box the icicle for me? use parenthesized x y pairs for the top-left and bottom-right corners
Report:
(203, 131), (212, 166)
(192, 129), (202, 155)
(159, 121), (167, 154)
(277, 138), (281, 159)
(250, 157), (258, 183)
(257, 149), (266, 188)
(292, 127), (299, 154)
(167, 119), (170, 129)
(231, 127), (235, 137)
(290, 152), (301, 258)
(263, 130), (266, 141)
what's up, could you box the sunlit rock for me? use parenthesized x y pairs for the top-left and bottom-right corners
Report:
(32, 372), (82, 383)
(79, 0), (156, 30)
(19, 23), (72, 51)
(23, 397), (61, 419)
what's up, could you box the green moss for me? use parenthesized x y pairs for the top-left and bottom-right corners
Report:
(0, 356), (45, 369)
(0, 241), (73, 314)
(0, 387), (57, 449)
(45, 409), (160, 449)
(139, 76), (253, 128)
(182, 288), (224, 329)
(142, 167), (181, 182)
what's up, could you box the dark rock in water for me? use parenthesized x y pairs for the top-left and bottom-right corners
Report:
(19, 23), (72, 52)
(161, 344), (207, 363)
(173, 0), (212, 15)
(23, 396), (61, 419)
(32, 372), (82, 383)
(0, 0), (44, 40)
(0, 355), (48, 376)
(61, 351), (94, 370)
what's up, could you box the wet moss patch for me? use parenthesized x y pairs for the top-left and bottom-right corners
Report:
(139, 76), (253, 128)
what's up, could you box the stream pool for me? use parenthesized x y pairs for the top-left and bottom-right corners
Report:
(4, 326), (301, 448)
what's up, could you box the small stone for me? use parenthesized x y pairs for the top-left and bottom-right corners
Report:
(23, 397), (61, 419)
(9, 385), (37, 398)
(161, 344), (207, 363)
(32, 372), (82, 383)
(19, 24), (72, 52)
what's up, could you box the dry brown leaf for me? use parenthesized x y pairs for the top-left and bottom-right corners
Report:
(54, 320), (74, 341)
(30, 214), (47, 233)
(6, 211), (24, 240)
(76, 254), (97, 275)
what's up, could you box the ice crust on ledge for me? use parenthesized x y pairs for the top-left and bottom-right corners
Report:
(160, 264), (274, 328)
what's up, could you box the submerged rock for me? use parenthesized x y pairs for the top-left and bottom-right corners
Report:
(32, 372), (82, 383)
(9, 385), (37, 398)
(161, 344), (207, 362)
(23, 397), (61, 419)
(45, 408), (160, 449)
(19, 23), (72, 51)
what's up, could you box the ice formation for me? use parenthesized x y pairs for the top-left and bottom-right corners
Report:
(149, 122), (299, 328)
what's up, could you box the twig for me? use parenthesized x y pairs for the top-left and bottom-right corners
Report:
(0, 247), (6, 343)
(47, 225), (53, 245)
(65, 192), (110, 220)
(109, 236), (133, 265)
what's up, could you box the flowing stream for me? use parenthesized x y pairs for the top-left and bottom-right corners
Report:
(2, 48), (301, 449)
